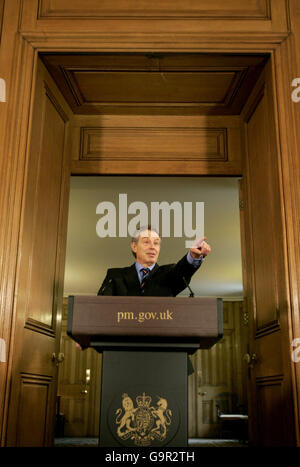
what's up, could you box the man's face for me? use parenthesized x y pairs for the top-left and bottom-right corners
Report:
(131, 230), (161, 267)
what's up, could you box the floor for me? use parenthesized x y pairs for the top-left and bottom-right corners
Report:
(54, 437), (248, 448)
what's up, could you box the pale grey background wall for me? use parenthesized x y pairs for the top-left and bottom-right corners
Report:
(63, 176), (243, 298)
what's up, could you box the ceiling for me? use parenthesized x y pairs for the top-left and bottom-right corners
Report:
(40, 52), (268, 115)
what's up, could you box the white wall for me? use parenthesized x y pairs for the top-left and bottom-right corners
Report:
(64, 176), (243, 298)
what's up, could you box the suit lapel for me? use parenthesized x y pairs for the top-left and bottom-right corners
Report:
(141, 264), (160, 290)
(142, 264), (160, 294)
(123, 264), (140, 293)
(147, 263), (159, 280)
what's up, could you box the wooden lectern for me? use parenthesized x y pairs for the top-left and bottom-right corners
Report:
(67, 295), (222, 447)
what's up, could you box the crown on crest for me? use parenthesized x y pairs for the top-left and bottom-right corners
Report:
(136, 392), (152, 407)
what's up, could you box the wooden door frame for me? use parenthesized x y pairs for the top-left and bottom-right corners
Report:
(1, 29), (299, 446)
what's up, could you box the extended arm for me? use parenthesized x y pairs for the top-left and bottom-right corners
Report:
(168, 237), (211, 296)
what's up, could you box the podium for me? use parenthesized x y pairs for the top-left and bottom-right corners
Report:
(67, 295), (222, 447)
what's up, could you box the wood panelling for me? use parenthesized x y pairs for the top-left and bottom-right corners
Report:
(274, 1), (300, 444)
(18, 0), (289, 39)
(71, 115), (241, 175)
(254, 332), (283, 378)
(245, 87), (283, 332)
(40, 53), (267, 116)
(1, 0), (299, 449)
(22, 84), (67, 329)
(0, 1), (22, 442)
(241, 59), (297, 446)
(0, 0), (4, 44)
(5, 59), (72, 446)
(188, 301), (248, 438)
(80, 127), (227, 162)
(202, 400), (214, 426)
(71, 69), (236, 105)
(18, 374), (52, 446)
(38, 0), (271, 20)
(256, 376), (285, 446)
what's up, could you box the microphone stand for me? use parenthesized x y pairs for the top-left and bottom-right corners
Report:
(182, 277), (195, 297)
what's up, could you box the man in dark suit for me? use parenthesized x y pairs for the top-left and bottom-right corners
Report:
(76, 226), (211, 375)
(96, 226), (211, 375)
(98, 225), (211, 297)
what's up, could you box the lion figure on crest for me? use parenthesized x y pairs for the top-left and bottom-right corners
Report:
(151, 397), (172, 438)
(115, 394), (137, 437)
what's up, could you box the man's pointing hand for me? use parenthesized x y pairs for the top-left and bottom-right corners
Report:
(189, 236), (211, 259)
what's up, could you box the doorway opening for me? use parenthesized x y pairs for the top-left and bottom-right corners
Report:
(37, 50), (269, 445)
(8, 48), (279, 447)
(56, 175), (246, 441)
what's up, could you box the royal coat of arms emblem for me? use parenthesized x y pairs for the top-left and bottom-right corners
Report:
(115, 392), (172, 446)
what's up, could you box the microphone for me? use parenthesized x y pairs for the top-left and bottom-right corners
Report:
(182, 277), (195, 298)
(99, 278), (112, 295)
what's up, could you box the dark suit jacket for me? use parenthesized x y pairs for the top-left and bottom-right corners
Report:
(97, 254), (199, 297)
(97, 254), (201, 375)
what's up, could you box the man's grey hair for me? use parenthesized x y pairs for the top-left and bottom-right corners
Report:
(130, 225), (161, 258)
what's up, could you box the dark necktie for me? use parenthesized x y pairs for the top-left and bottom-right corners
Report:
(140, 268), (150, 293)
